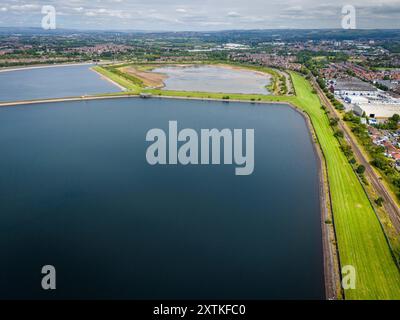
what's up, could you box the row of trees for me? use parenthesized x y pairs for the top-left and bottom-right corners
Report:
(343, 112), (400, 200)
(299, 54), (346, 111)
(326, 108), (370, 186)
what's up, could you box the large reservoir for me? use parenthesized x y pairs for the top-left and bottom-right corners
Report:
(0, 97), (324, 299)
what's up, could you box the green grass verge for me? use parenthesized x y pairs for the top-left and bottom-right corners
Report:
(92, 66), (142, 92)
(95, 64), (400, 299)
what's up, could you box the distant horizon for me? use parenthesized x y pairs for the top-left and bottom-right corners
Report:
(0, 1), (399, 31)
(1, 26), (400, 33)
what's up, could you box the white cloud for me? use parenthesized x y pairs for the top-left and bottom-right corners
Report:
(85, 11), (96, 17)
(227, 11), (241, 17)
(10, 4), (40, 11)
(84, 8), (131, 19)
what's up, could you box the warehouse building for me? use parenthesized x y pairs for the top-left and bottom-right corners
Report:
(354, 103), (400, 121)
(334, 78), (378, 97)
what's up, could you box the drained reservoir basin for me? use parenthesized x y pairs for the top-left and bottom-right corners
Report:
(152, 65), (271, 94)
(0, 98), (324, 299)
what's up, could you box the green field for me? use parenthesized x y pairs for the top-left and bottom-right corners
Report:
(95, 65), (400, 299)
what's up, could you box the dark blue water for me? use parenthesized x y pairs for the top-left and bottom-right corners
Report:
(0, 98), (324, 299)
(0, 65), (120, 102)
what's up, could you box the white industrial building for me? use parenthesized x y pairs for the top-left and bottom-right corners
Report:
(334, 78), (378, 97)
(344, 96), (369, 104)
(354, 103), (400, 121)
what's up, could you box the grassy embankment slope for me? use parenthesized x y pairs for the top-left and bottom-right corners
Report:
(95, 64), (400, 299)
(93, 66), (142, 92)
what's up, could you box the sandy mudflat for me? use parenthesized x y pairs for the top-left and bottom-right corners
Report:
(121, 66), (167, 88)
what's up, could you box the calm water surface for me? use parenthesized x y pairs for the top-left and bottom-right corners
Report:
(0, 98), (324, 299)
(153, 65), (271, 94)
(0, 64), (121, 102)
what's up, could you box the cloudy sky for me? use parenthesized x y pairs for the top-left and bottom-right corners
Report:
(0, 0), (400, 30)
